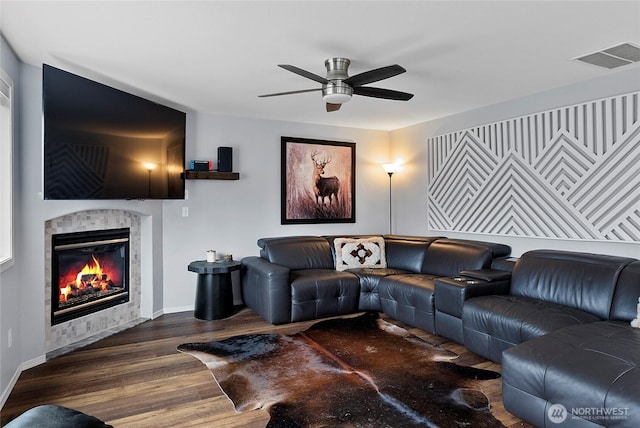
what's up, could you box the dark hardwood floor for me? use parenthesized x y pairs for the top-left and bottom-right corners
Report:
(1, 308), (531, 427)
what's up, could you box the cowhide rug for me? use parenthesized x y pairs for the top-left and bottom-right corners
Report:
(178, 312), (504, 427)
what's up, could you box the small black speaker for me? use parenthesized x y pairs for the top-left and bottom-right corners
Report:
(217, 147), (233, 172)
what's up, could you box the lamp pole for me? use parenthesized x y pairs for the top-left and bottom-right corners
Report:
(387, 171), (394, 234)
(382, 163), (398, 234)
(143, 163), (157, 198)
(147, 170), (152, 197)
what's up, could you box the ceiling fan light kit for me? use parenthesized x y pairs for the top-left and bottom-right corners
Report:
(322, 82), (353, 104)
(260, 57), (414, 112)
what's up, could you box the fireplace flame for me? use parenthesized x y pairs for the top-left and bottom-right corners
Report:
(59, 254), (117, 303)
(76, 255), (104, 287)
(60, 285), (72, 302)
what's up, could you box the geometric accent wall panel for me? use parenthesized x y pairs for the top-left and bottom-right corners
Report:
(427, 92), (640, 241)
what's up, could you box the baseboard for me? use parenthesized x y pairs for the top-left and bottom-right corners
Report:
(163, 305), (193, 314)
(21, 354), (46, 371)
(151, 308), (164, 319)
(1, 354), (46, 410)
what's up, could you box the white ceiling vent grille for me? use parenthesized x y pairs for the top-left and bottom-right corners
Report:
(574, 42), (640, 69)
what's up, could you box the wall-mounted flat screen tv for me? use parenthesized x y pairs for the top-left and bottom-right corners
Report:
(43, 64), (186, 200)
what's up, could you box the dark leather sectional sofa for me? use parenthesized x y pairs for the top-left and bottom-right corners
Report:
(241, 235), (510, 328)
(240, 235), (640, 427)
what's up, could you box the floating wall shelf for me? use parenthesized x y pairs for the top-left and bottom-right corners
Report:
(183, 170), (239, 180)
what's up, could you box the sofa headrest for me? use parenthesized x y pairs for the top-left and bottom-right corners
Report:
(421, 239), (510, 276)
(610, 260), (640, 322)
(257, 236), (320, 249)
(383, 234), (445, 243)
(257, 236), (319, 258)
(258, 236), (334, 270)
(384, 237), (438, 272)
(511, 250), (637, 320)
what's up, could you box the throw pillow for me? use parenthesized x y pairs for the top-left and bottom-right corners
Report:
(334, 237), (387, 271)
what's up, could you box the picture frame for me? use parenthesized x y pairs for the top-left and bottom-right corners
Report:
(281, 136), (356, 224)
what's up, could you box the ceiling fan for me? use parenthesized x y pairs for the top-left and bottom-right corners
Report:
(259, 57), (414, 112)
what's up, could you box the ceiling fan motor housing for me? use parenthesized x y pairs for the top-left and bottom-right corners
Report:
(323, 57), (353, 104)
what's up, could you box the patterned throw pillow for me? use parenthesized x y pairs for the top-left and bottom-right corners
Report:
(334, 237), (387, 271)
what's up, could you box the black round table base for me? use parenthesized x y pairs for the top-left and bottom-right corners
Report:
(194, 273), (234, 320)
(188, 260), (241, 321)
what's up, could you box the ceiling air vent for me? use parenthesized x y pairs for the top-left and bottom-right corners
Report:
(574, 42), (640, 69)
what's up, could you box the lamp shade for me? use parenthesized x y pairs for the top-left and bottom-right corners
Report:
(382, 163), (399, 174)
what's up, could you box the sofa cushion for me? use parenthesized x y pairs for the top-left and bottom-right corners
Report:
(379, 274), (439, 333)
(334, 236), (386, 271)
(502, 321), (640, 428)
(290, 269), (360, 322)
(463, 295), (601, 362)
(346, 268), (411, 311)
(510, 250), (636, 320)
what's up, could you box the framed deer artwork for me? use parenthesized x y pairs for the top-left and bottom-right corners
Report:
(281, 137), (356, 224)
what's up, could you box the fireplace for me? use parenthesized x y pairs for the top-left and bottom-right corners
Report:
(51, 228), (130, 325)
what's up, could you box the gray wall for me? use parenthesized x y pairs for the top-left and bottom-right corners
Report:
(2, 32), (639, 405)
(0, 34), (23, 409)
(1, 54), (391, 403)
(390, 66), (640, 258)
(161, 114), (391, 312)
(3, 61), (166, 394)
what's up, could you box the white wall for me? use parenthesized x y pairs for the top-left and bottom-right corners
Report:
(390, 66), (640, 258)
(162, 114), (391, 311)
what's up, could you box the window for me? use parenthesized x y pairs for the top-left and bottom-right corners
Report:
(0, 68), (13, 271)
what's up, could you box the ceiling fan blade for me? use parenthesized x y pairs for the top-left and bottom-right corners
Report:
(344, 64), (406, 87)
(278, 64), (329, 84)
(326, 103), (342, 112)
(353, 86), (414, 101)
(258, 88), (322, 98)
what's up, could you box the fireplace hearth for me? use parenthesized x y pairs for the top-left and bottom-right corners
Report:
(51, 228), (130, 325)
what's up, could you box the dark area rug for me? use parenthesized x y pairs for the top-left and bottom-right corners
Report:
(178, 312), (504, 427)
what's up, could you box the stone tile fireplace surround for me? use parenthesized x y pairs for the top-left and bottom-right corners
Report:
(45, 209), (144, 355)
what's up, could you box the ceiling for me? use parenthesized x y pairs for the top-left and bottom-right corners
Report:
(2, 1), (639, 131)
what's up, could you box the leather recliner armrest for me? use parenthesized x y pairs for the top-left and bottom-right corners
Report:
(435, 276), (510, 318)
(459, 269), (511, 282)
(241, 257), (292, 324)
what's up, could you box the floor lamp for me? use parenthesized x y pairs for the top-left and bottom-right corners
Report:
(143, 163), (157, 198)
(382, 163), (398, 234)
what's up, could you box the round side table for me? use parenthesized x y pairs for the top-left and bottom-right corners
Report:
(188, 260), (241, 320)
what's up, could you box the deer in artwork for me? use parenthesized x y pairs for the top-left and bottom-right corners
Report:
(311, 151), (340, 207)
